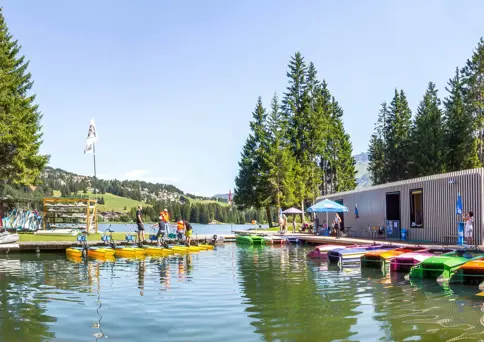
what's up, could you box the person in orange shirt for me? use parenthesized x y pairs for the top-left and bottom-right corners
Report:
(161, 209), (170, 233)
(176, 219), (185, 242)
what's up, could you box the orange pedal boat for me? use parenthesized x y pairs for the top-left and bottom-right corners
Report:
(361, 246), (426, 266)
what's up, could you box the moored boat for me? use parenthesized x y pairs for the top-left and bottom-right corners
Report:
(450, 256), (484, 286)
(390, 247), (455, 273)
(88, 247), (115, 259)
(235, 235), (265, 245)
(409, 249), (484, 281)
(328, 245), (395, 264)
(284, 236), (299, 244)
(66, 247), (84, 258)
(307, 244), (358, 259)
(144, 246), (175, 256)
(361, 246), (426, 266)
(115, 246), (146, 258)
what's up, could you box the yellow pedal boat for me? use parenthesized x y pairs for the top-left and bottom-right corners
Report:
(196, 245), (214, 250)
(115, 247), (146, 258)
(66, 247), (84, 258)
(144, 246), (174, 256)
(88, 247), (115, 259)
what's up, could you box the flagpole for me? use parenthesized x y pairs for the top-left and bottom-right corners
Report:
(93, 142), (97, 195)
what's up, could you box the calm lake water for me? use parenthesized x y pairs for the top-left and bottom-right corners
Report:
(1, 245), (484, 341)
(98, 223), (264, 235)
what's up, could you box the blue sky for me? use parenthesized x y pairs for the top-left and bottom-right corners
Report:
(3, 1), (484, 196)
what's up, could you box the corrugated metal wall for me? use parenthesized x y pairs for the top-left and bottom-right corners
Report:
(317, 168), (484, 244)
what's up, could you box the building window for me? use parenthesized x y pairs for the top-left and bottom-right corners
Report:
(410, 189), (423, 228)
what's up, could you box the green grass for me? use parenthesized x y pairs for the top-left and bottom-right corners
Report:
(19, 232), (128, 242)
(186, 198), (229, 206)
(50, 191), (147, 212)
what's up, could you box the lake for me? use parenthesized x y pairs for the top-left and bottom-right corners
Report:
(98, 223), (266, 235)
(1, 244), (484, 341)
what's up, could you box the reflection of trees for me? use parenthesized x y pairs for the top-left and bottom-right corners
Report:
(0, 255), (58, 341)
(237, 246), (357, 341)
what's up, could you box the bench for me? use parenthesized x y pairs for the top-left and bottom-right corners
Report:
(442, 234), (458, 244)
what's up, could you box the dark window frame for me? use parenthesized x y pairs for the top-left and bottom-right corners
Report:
(410, 188), (424, 228)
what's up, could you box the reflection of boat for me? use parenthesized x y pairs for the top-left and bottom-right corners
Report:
(115, 247), (146, 258)
(409, 249), (484, 281)
(361, 246), (426, 266)
(328, 245), (395, 263)
(235, 235), (265, 245)
(390, 247), (455, 272)
(307, 244), (357, 259)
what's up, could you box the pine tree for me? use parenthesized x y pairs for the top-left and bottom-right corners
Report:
(444, 68), (480, 171)
(461, 37), (484, 163)
(329, 98), (356, 192)
(385, 89), (412, 182)
(283, 52), (309, 212)
(368, 103), (388, 185)
(264, 93), (296, 212)
(234, 97), (270, 223)
(410, 82), (446, 177)
(0, 9), (49, 188)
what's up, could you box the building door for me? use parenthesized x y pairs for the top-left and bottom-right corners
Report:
(385, 192), (401, 239)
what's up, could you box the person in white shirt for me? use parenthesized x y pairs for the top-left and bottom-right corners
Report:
(464, 211), (474, 245)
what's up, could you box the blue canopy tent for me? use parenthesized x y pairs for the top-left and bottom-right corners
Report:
(307, 199), (349, 231)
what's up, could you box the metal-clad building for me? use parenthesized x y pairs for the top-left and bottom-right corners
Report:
(316, 168), (484, 245)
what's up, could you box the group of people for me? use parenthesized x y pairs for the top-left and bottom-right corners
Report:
(135, 206), (194, 246)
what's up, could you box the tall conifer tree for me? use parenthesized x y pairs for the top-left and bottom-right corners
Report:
(410, 82), (445, 177)
(0, 9), (49, 188)
(368, 103), (388, 185)
(444, 68), (480, 171)
(385, 89), (412, 182)
(461, 37), (484, 163)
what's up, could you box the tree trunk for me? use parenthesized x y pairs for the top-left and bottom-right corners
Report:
(265, 205), (273, 228)
(301, 199), (305, 223)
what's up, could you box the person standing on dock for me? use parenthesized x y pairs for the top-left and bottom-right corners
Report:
(464, 211), (474, 246)
(176, 219), (185, 242)
(161, 209), (170, 234)
(184, 220), (193, 246)
(136, 205), (145, 243)
(154, 211), (166, 246)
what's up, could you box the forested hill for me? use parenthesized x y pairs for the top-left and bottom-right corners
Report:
(40, 166), (185, 202)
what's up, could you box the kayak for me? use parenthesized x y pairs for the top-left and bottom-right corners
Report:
(144, 246), (174, 256)
(88, 247), (115, 259)
(115, 247), (146, 258)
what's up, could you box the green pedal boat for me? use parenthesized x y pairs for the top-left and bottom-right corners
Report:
(409, 249), (484, 282)
(235, 235), (266, 245)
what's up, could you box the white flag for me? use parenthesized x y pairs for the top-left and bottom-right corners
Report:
(84, 119), (97, 154)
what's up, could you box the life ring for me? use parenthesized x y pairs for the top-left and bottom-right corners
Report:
(251, 220), (257, 225)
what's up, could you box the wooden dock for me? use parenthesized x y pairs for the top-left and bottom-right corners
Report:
(0, 234), (237, 253)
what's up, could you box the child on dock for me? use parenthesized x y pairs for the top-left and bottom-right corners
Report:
(176, 219), (185, 242)
(184, 220), (193, 246)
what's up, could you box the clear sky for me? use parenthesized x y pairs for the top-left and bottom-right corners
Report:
(3, 1), (484, 196)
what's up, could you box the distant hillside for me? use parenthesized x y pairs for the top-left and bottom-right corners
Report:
(354, 152), (371, 189)
(41, 166), (185, 203)
(213, 193), (230, 201)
